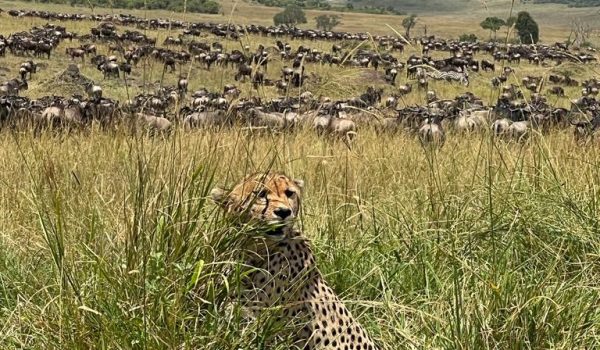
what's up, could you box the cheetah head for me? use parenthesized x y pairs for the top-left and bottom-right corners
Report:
(211, 172), (304, 238)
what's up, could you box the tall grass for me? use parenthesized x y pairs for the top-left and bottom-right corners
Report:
(0, 127), (599, 349)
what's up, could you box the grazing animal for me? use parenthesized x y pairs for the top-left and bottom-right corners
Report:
(119, 62), (132, 76)
(245, 108), (297, 130)
(19, 61), (37, 80)
(137, 113), (172, 134)
(571, 114), (600, 143)
(425, 70), (469, 87)
(98, 61), (120, 79)
(419, 117), (445, 147)
(315, 114), (357, 143)
(0, 79), (28, 96)
(183, 110), (229, 129)
(384, 67), (398, 85)
(178, 77), (189, 95)
(66, 48), (86, 62)
(508, 121), (529, 141)
(549, 86), (565, 97)
(84, 82), (103, 101)
(210, 172), (379, 350)
(455, 113), (478, 133)
(397, 84), (412, 97)
(41, 100), (83, 129)
(481, 59), (495, 71)
(491, 118), (512, 138)
(235, 64), (253, 82)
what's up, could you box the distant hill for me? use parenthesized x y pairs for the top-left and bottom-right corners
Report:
(345, 0), (476, 12)
(531, 0), (600, 6)
(18, 0), (220, 14)
(250, 0), (477, 15)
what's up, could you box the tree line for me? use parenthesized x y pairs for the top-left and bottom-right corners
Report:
(258, 0), (404, 15)
(272, 5), (342, 31)
(21, 0), (220, 14)
(531, 0), (600, 7)
(480, 12), (540, 44)
(272, 6), (542, 46)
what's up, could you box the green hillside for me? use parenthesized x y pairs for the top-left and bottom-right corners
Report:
(18, 0), (220, 13)
(531, 0), (600, 7)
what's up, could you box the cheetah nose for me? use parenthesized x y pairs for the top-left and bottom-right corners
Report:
(274, 207), (292, 219)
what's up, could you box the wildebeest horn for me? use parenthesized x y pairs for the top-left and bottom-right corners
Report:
(570, 119), (587, 127)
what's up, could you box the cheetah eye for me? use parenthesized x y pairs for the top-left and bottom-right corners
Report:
(255, 189), (268, 199)
(284, 189), (295, 198)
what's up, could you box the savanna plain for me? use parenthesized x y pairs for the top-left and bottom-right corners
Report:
(0, 0), (599, 348)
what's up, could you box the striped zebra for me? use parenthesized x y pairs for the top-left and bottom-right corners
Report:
(425, 70), (470, 87)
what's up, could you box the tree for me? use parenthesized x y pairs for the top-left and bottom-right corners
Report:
(459, 33), (478, 43)
(568, 18), (592, 47)
(402, 14), (417, 39)
(273, 4), (307, 26)
(315, 14), (341, 31)
(515, 11), (539, 44)
(506, 16), (517, 27)
(480, 16), (506, 40)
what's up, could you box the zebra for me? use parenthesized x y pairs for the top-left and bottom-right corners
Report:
(425, 70), (470, 87)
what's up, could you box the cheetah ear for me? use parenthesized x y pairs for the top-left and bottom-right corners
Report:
(293, 179), (304, 191)
(210, 187), (229, 207)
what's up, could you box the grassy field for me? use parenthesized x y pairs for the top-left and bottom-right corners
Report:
(1, 126), (600, 349)
(0, 4), (598, 107)
(0, 0), (600, 349)
(0, 0), (599, 43)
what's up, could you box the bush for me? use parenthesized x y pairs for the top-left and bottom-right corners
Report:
(402, 14), (417, 38)
(480, 16), (506, 39)
(273, 4), (307, 26)
(188, 0), (219, 13)
(515, 11), (539, 44)
(36, 0), (220, 13)
(315, 14), (341, 31)
(459, 33), (478, 42)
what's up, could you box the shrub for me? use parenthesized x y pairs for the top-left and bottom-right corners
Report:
(515, 11), (539, 44)
(273, 4), (307, 26)
(459, 33), (478, 42)
(315, 14), (341, 31)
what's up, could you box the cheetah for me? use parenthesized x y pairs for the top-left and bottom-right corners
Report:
(211, 172), (379, 350)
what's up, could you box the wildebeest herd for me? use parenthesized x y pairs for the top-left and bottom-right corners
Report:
(0, 8), (599, 145)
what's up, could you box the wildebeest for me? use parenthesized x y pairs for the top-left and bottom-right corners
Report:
(19, 61), (37, 80)
(508, 121), (529, 141)
(549, 86), (565, 97)
(97, 61), (120, 79)
(40, 98), (84, 130)
(137, 113), (172, 134)
(571, 113), (600, 143)
(455, 109), (488, 133)
(182, 109), (230, 129)
(397, 84), (412, 97)
(234, 63), (253, 82)
(491, 118), (512, 138)
(314, 114), (357, 142)
(84, 82), (103, 101)
(419, 117), (445, 147)
(178, 77), (189, 95)
(244, 108), (297, 131)
(384, 67), (398, 85)
(66, 47), (86, 62)
(0, 78), (28, 96)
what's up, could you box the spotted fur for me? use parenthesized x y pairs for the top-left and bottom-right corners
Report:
(211, 172), (378, 350)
